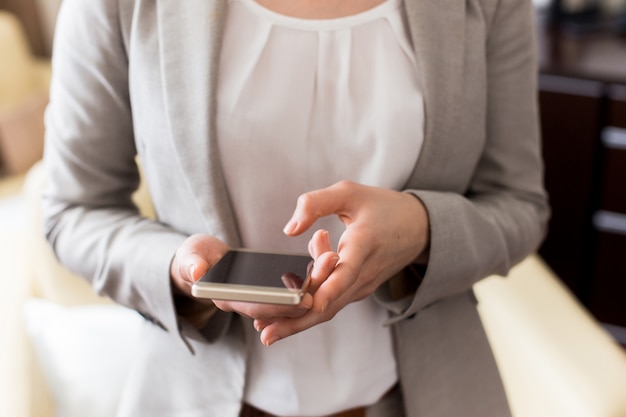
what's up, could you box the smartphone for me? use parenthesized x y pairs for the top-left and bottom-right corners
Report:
(191, 249), (314, 305)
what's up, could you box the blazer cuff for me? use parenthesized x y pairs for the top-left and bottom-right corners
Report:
(129, 232), (190, 351)
(174, 294), (234, 343)
(375, 264), (425, 323)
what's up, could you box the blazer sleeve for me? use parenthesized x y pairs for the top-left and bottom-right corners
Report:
(42, 0), (197, 349)
(381, 0), (550, 321)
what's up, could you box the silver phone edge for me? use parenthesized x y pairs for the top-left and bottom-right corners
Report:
(191, 282), (303, 305)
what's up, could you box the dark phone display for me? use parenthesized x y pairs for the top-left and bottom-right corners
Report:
(198, 250), (313, 290)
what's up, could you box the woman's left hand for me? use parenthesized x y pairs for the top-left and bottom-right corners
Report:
(256, 180), (430, 346)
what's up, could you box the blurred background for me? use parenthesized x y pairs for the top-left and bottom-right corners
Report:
(533, 0), (626, 346)
(0, 0), (625, 417)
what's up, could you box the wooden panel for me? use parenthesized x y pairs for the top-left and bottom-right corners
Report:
(590, 86), (626, 327)
(608, 84), (626, 127)
(589, 228), (626, 326)
(538, 76), (604, 299)
(599, 131), (626, 213)
(536, 12), (626, 330)
(604, 86), (626, 214)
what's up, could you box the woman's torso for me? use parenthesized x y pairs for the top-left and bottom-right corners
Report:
(216, 0), (424, 414)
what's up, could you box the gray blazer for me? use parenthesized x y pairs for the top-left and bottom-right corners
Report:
(43, 0), (548, 416)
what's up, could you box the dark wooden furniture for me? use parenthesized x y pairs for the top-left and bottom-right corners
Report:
(537, 11), (626, 332)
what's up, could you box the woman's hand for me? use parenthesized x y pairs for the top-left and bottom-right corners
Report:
(170, 234), (231, 329)
(170, 234), (231, 297)
(170, 234), (338, 326)
(211, 242), (339, 324)
(256, 180), (430, 345)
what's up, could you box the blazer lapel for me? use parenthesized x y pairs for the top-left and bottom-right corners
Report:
(156, 0), (241, 245)
(403, 0), (467, 190)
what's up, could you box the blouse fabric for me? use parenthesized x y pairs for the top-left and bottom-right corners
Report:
(216, 0), (424, 414)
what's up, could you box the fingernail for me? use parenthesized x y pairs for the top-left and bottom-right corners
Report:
(261, 329), (278, 346)
(253, 320), (261, 332)
(283, 220), (297, 235)
(189, 265), (196, 280)
(322, 230), (331, 246)
(264, 336), (279, 346)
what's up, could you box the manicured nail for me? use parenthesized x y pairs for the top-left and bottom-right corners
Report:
(283, 220), (297, 235)
(189, 265), (196, 280)
(264, 336), (279, 346)
(322, 229), (331, 246)
(261, 329), (279, 346)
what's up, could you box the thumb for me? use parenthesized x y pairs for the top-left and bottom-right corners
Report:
(185, 255), (211, 283)
(283, 181), (355, 236)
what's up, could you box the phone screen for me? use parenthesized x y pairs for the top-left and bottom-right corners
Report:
(197, 250), (313, 290)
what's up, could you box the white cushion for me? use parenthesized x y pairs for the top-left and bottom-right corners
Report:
(23, 299), (144, 417)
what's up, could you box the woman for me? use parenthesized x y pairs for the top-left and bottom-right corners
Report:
(43, 0), (548, 416)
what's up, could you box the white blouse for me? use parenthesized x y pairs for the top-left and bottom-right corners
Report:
(216, 0), (424, 415)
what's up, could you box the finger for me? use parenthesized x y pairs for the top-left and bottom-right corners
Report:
(310, 237), (370, 312)
(253, 286), (318, 330)
(253, 318), (273, 332)
(308, 251), (339, 293)
(258, 302), (344, 346)
(309, 261), (357, 313)
(190, 238), (229, 269)
(171, 235), (230, 296)
(259, 313), (318, 346)
(184, 255), (211, 283)
(171, 253), (210, 296)
(174, 236), (229, 278)
(308, 229), (333, 259)
(283, 181), (358, 236)
(213, 293), (313, 320)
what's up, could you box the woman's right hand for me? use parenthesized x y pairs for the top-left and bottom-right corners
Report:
(170, 234), (231, 297)
(211, 230), (339, 336)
